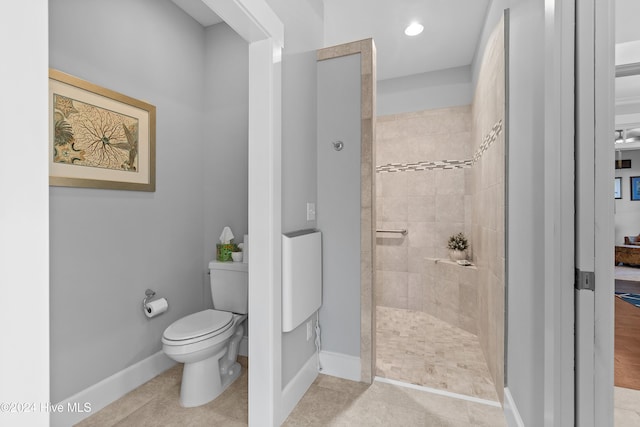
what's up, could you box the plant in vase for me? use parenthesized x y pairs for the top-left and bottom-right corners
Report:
(231, 246), (243, 262)
(447, 232), (469, 261)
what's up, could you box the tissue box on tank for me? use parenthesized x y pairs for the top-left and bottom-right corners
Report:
(282, 230), (322, 332)
(216, 243), (237, 262)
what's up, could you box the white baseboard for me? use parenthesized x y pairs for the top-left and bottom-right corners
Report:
(503, 387), (525, 427)
(50, 351), (175, 427)
(318, 350), (361, 382)
(280, 352), (318, 424)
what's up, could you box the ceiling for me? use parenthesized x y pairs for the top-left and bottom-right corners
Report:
(172, 0), (491, 82)
(171, 0), (223, 27)
(616, 0), (640, 45)
(171, 0), (638, 96)
(323, 0), (490, 81)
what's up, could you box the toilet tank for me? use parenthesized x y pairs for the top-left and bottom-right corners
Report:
(208, 261), (248, 314)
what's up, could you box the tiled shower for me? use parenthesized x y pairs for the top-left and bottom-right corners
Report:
(375, 18), (505, 403)
(376, 105), (474, 312)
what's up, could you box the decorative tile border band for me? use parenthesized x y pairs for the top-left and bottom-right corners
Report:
(376, 119), (503, 174)
(376, 159), (472, 173)
(471, 119), (503, 165)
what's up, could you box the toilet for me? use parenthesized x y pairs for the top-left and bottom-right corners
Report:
(162, 260), (248, 407)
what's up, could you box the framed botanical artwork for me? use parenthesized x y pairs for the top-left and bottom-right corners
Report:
(49, 69), (156, 191)
(631, 176), (640, 201)
(615, 177), (622, 199)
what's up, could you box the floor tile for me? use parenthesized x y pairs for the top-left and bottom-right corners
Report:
(78, 319), (510, 427)
(375, 306), (499, 402)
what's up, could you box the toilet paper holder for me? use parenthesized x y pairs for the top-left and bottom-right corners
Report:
(142, 289), (167, 312)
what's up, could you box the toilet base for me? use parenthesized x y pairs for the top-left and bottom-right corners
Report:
(179, 353), (242, 408)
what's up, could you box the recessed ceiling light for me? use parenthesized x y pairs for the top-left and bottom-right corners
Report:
(404, 22), (424, 37)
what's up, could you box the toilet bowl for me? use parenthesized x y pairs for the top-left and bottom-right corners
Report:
(162, 309), (247, 407)
(162, 260), (249, 408)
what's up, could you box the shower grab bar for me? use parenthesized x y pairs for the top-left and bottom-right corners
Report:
(376, 229), (408, 235)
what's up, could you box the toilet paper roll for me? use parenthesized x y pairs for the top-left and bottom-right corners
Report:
(144, 298), (168, 318)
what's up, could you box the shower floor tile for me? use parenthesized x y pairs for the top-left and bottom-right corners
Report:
(376, 306), (500, 402)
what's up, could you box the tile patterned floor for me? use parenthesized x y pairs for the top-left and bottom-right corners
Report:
(615, 386), (640, 426)
(76, 358), (248, 427)
(376, 306), (499, 402)
(76, 355), (506, 426)
(284, 374), (506, 426)
(66, 286), (640, 426)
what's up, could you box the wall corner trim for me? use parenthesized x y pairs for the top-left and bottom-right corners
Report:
(318, 351), (361, 382)
(503, 387), (525, 427)
(280, 351), (319, 424)
(50, 351), (175, 427)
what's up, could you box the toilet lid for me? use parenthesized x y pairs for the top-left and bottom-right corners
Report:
(163, 309), (233, 341)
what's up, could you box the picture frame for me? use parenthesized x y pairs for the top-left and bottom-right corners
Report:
(615, 177), (622, 199)
(49, 69), (156, 191)
(631, 176), (640, 201)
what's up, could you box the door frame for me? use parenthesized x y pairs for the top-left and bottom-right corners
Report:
(0, 1), (50, 426)
(593, 0), (615, 424)
(544, 0), (577, 425)
(197, 1), (285, 425)
(574, 0), (615, 425)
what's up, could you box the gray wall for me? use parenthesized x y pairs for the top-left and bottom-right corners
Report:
(281, 51), (318, 232)
(49, 0), (249, 403)
(505, 0), (546, 424)
(617, 103), (640, 115)
(614, 149), (640, 244)
(317, 53), (362, 357)
(265, 0), (324, 387)
(377, 66), (473, 116)
(203, 23), (249, 305)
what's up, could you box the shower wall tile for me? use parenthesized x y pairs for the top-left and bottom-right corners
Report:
(376, 104), (475, 326)
(380, 197), (408, 222)
(435, 195), (466, 223)
(459, 281), (478, 311)
(408, 222), (436, 248)
(464, 169), (474, 196)
(471, 16), (506, 403)
(379, 270), (408, 309)
(408, 196), (436, 222)
(375, 270), (384, 302)
(377, 243), (408, 273)
(407, 273), (423, 312)
(380, 172), (408, 197)
(408, 246), (432, 274)
(407, 171), (437, 196)
(436, 277), (459, 327)
(420, 259), (478, 334)
(435, 168), (466, 195)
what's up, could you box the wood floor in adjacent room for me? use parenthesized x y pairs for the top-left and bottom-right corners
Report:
(615, 292), (640, 390)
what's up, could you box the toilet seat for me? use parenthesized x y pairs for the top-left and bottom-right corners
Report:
(162, 309), (233, 346)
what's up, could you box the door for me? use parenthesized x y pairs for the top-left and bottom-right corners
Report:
(575, 0), (615, 425)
